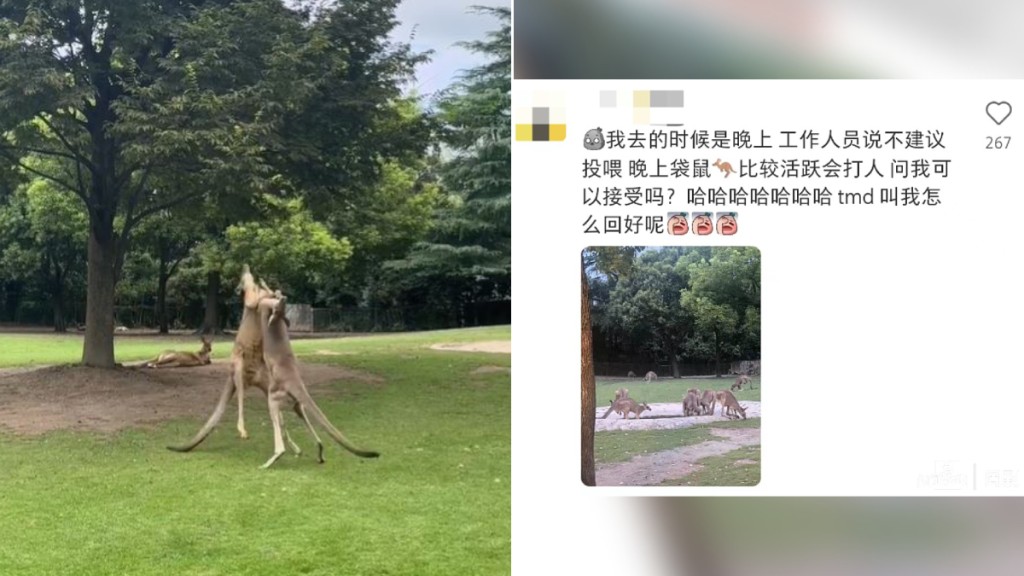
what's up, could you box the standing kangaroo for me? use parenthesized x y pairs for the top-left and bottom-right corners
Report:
(144, 337), (212, 368)
(168, 265), (281, 452)
(713, 159), (737, 177)
(257, 295), (380, 468)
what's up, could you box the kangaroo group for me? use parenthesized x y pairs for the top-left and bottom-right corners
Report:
(600, 383), (749, 421)
(167, 265), (380, 468)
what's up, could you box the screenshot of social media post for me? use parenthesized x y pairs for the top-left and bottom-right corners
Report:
(514, 78), (1021, 497)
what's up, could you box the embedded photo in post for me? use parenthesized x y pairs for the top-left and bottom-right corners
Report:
(582, 246), (760, 487)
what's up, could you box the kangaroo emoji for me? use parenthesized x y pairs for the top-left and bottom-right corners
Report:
(713, 159), (737, 177)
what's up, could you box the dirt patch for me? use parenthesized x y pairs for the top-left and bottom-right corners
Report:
(595, 427), (760, 486)
(471, 365), (511, 375)
(0, 360), (382, 436)
(430, 341), (510, 354)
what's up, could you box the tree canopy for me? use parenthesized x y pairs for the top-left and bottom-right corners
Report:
(586, 246), (761, 377)
(1, 2), (512, 360)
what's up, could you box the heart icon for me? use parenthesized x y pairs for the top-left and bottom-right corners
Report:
(986, 101), (1012, 125)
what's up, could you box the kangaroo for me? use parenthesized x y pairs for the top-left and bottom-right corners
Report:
(167, 265), (280, 452)
(616, 397), (651, 419)
(731, 375), (750, 391)
(600, 388), (631, 418)
(627, 370), (636, 378)
(682, 389), (700, 417)
(644, 371), (658, 382)
(713, 159), (737, 177)
(699, 389), (717, 415)
(257, 295), (380, 468)
(602, 396), (650, 420)
(144, 337), (212, 368)
(715, 390), (747, 420)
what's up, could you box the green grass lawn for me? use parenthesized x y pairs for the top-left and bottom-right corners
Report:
(596, 376), (760, 404)
(0, 326), (510, 575)
(660, 445), (761, 487)
(0, 325), (511, 368)
(595, 418), (760, 465)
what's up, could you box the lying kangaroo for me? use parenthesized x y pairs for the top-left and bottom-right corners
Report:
(257, 295), (380, 468)
(715, 390), (747, 420)
(144, 336), (212, 368)
(168, 265), (281, 453)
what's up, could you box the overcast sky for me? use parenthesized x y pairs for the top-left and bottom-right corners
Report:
(390, 0), (510, 100)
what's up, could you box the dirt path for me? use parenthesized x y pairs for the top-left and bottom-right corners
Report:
(0, 360), (382, 436)
(596, 428), (760, 486)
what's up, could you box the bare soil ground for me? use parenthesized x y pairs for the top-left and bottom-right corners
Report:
(430, 341), (511, 354)
(0, 360), (382, 436)
(596, 428), (761, 486)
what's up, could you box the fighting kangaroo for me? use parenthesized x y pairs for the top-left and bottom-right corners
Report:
(143, 337), (212, 368)
(167, 265), (280, 452)
(256, 295), (380, 468)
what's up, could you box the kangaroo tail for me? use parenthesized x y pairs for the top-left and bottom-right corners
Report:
(290, 384), (379, 458)
(167, 372), (235, 452)
(601, 402), (615, 419)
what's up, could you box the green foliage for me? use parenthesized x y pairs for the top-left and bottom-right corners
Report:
(383, 7), (510, 315)
(224, 196), (353, 302)
(1, 0), (435, 358)
(589, 247), (761, 369)
(0, 167), (87, 328)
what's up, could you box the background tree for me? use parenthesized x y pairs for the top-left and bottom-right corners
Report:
(130, 205), (201, 333)
(0, 166), (88, 331)
(386, 6), (511, 322)
(224, 196), (353, 303)
(0, 0), (428, 365)
(587, 247), (761, 377)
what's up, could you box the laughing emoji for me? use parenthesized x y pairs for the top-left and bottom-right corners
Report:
(692, 213), (714, 236)
(667, 213), (689, 235)
(716, 213), (738, 236)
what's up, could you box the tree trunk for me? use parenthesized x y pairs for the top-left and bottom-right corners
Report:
(670, 356), (680, 378)
(157, 257), (170, 334)
(51, 272), (66, 333)
(581, 262), (596, 486)
(713, 332), (721, 377)
(200, 270), (221, 334)
(82, 232), (117, 367)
